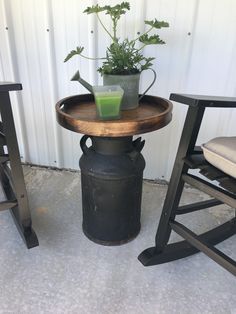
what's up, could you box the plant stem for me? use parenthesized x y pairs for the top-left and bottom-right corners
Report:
(136, 44), (146, 52)
(112, 18), (117, 42)
(96, 13), (114, 40)
(80, 54), (106, 60)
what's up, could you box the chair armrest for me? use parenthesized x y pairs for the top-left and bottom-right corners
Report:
(170, 93), (236, 108)
(0, 82), (22, 92)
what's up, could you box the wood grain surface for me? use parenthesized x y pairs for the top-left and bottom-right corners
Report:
(56, 94), (173, 137)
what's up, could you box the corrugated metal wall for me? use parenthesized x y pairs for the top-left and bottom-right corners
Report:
(1, 0), (236, 180)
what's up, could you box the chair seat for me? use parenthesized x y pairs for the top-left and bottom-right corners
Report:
(202, 137), (236, 179)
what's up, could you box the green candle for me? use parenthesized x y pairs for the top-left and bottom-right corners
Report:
(93, 86), (124, 120)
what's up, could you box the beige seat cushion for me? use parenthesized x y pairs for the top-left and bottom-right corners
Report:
(201, 137), (236, 179)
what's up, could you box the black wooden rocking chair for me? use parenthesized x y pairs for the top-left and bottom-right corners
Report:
(138, 93), (236, 276)
(0, 82), (38, 248)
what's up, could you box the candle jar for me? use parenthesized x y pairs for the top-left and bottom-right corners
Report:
(92, 85), (124, 120)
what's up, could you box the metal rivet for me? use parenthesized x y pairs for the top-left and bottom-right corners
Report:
(91, 30), (94, 34)
(5, 27), (8, 30)
(188, 32), (191, 36)
(46, 29), (49, 32)
(137, 31), (140, 35)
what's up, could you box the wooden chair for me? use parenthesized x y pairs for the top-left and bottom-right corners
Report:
(0, 82), (38, 248)
(138, 93), (236, 276)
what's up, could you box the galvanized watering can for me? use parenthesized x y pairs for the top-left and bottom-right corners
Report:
(71, 69), (157, 110)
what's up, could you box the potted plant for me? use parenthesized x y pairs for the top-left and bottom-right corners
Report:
(64, 2), (169, 110)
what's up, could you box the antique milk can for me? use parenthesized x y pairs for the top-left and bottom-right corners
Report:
(79, 135), (145, 245)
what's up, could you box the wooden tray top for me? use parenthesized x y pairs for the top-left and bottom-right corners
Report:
(56, 94), (173, 137)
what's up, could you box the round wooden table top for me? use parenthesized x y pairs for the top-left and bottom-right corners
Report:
(56, 94), (173, 137)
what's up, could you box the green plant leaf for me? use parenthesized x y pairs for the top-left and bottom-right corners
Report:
(84, 2), (130, 16)
(105, 2), (130, 20)
(139, 34), (165, 45)
(83, 5), (107, 14)
(98, 39), (156, 75)
(145, 19), (169, 29)
(140, 57), (155, 71)
(64, 47), (84, 62)
(105, 2), (130, 13)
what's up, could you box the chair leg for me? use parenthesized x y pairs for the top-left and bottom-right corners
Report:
(138, 217), (236, 265)
(139, 105), (205, 264)
(170, 220), (236, 276)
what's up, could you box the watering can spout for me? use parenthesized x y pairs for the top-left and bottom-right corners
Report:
(71, 70), (93, 93)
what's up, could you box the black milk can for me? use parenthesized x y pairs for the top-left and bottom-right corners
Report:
(79, 135), (146, 245)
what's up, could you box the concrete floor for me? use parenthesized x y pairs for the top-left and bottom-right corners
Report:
(0, 166), (235, 314)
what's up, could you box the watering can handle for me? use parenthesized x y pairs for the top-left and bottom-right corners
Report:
(139, 68), (157, 101)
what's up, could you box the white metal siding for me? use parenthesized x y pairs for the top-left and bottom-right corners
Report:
(1, 0), (236, 180)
